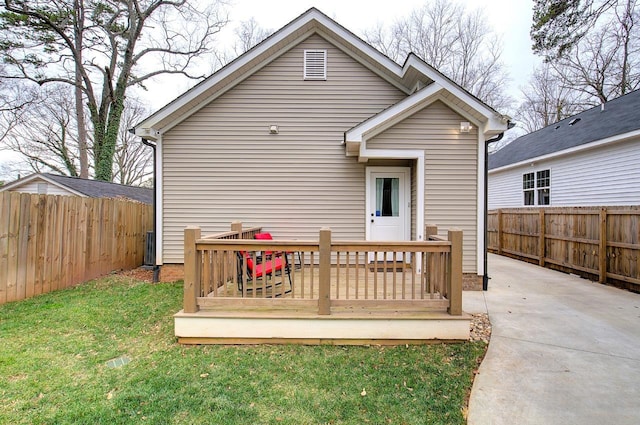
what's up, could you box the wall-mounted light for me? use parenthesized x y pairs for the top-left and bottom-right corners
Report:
(459, 121), (472, 133)
(269, 125), (279, 134)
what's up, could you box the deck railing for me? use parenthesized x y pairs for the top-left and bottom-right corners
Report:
(183, 222), (462, 316)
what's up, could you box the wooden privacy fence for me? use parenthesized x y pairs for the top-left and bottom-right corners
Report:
(488, 207), (640, 291)
(0, 192), (153, 305)
(183, 221), (463, 316)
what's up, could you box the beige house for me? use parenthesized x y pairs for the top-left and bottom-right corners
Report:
(134, 8), (510, 283)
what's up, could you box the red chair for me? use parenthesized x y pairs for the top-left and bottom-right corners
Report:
(236, 250), (291, 296)
(255, 232), (300, 267)
(254, 232), (279, 258)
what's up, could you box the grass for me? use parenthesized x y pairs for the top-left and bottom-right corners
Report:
(0, 275), (487, 424)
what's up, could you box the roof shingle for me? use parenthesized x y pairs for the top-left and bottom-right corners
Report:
(489, 89), (640, 170)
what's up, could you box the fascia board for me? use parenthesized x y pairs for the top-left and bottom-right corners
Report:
(0, 174), (85, 197)
(402, 55), (508, 133)
(0, 173), (41, 192)
(346, 83), (444, 144)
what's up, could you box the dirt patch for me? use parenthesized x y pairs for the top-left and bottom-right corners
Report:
(159, 265), (184, 282)
(117, 264), (184, 283)
(118, 267), (154, 283)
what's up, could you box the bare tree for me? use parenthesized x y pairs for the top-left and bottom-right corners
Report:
(2, 83), (153, 186)
(233, 17), (272, 56)
(363, 0), (512, 110)
(0, 0), (229, 181)
(2, 85), (82, 176)
(550, 6), (640, 103)
(530, 0), (639, 106)
(112, 99), (152, 186)
(516, 64), (588, 133)
(210, 17), (273, 70)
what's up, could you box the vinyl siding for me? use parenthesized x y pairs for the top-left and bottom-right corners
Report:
(161, 34), (405, 263)
(489, 137), (640, 208)
(368, 101), (478, 273)
(9, 180), (78, 197)
(488, 168), (522, 209)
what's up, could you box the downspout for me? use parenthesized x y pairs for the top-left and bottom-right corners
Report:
(483, 122), (514, 290)
(139, 134), (160, 283)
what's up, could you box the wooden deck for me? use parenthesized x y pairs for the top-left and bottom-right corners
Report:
(177, 223), (470, 345)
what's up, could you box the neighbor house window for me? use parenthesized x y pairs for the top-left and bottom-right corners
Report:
(304, 49), (327, 80)
(536, 170), (550, 205)
(37, 183), (48, 195)
(523, 172), (535, 205)
(523, 170), (550, 205)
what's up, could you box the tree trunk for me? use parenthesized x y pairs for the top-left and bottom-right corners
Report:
(74, 0), (89, 178)
(94, 95), (124, 182)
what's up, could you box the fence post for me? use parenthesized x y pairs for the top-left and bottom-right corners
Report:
(497, 209), (503, 255)
(599, 208), (607, 283)
(230, 221), (242, 236)
(539, 209), (546, 267)
(184, 226), (201, 313)
(318, 228), (331, 315)
(447, 229), (463, 316)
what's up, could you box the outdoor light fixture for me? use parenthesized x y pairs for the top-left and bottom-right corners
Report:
(269, 125), (279, 134)
(460, 121), (472, 133)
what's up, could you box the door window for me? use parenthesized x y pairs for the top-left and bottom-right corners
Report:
(375, 177), (399, 217)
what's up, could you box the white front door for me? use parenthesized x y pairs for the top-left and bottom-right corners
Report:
(367, 167), (411, 243)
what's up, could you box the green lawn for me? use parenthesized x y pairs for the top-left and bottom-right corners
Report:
(0, 275), (486, 424)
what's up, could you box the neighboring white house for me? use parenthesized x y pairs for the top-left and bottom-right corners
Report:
(134, 8), (511, 282)
(489, 89), (640, 209)
(0, 173), (153, 204)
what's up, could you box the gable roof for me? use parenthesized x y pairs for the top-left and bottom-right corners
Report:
(134, 7), (509, 140)
(0, 173), (153, 204)
(489, 89), (640, 171)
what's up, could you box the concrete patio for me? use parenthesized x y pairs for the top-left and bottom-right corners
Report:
(464, 254), (640, 424)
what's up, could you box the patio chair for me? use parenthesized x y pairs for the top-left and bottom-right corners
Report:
(254, 232), (300, 269)
(236, 250), (292, 296)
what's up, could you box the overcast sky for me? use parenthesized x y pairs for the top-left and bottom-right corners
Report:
(140, 0), (541, 110)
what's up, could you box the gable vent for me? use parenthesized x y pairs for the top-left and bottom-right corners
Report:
(304, 49), (327, 80)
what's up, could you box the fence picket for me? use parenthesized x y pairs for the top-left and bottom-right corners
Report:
(488, 207), (640, 291)
(0, 192), (152, 305)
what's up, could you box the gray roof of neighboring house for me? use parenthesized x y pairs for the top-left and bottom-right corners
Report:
(43, 174), (153, 204)
(3, 173), (153, 204)
(489, 89), (640, 170)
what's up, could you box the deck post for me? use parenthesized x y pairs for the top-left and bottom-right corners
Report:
(424, 225), (438, 291)
(447, 228), (463, 316)
(318, 228), (331, 315)
(230, 221), (242, 237)
(184, 226), (201, 313)
(425, 224), (438, 239)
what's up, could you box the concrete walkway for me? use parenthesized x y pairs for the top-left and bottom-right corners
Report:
(464, 254), (640, 425)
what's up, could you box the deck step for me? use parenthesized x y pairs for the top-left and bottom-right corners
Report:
(174, 309), (471, 345)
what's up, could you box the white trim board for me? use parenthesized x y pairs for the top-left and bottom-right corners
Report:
(365, 166), (412, 243)
(362, 151), (425, 246)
